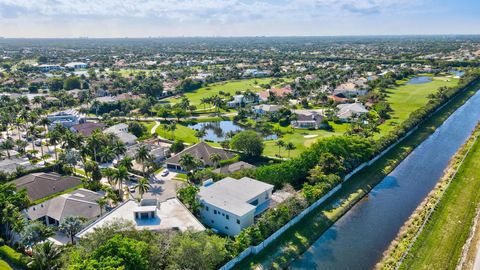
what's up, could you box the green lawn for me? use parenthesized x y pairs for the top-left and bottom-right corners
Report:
(233, 79), (480, 270)
(263, 123), (349, 157)
(399, 135), (480, 270)
(378, 76), (459, 136)
(0, 260), (12, 270)
(163, 78), (278, 107)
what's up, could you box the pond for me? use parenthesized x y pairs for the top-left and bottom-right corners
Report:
(406, 76), (432, 84)
(188, 121), (277, 142)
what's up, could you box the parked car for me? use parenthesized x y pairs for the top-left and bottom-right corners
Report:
(129, 175), (139, 182)
(34, 140), (42, 147)
(129, 187), (136, 193)
(161, 170), (169, 177)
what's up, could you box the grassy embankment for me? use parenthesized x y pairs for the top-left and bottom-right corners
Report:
(0, 260), (12, 270)
(233, 79), (480, 269)
(393, 127), (480, 269)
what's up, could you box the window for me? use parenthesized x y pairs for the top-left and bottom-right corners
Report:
(222, 213), (225, 216)
(205, 206), (209, 211)
(211, 220), (214, 224)
(226, 215), (230, 220)
(265, 193), (269, 199)
(225, 226), (229, 230)
(214, 210), (217, 215)
(236, 219), (240, 224)
(250, 199), (258, 206)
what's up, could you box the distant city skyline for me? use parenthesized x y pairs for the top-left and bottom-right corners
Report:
(0, 0), (478, 38)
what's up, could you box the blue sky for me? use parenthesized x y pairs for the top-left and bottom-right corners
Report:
(0, 0), (478, 37)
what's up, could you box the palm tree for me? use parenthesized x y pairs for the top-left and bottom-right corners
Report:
(48, 131), (61, 162)
(59, 216), (84, 244)
(179, 153), (200, 181)
(135, 178), (152, 199)
(275, 140), (285, 156)
(113, 166), (129, 200)
(166, 121), (177, 140)
(118, 156), (134, 171)
(210, 153), (222, 168)
(96, 197), (108, 216)
(112, 140), (127, 161)
(87, 130), (104, 162)
(27, 125), (39, 153)
(38, 117), (51, 137)
(0, 138), (14, 159)
(135, 145), (152, 175)
(284, 142), (296, 157)
(99, 146), (116, 164)
(194, 128), (207, 141)
(103, 167), (116, 188)
(29, 241), (62, 270)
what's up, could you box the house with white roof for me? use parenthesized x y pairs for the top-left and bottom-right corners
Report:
(47, 109), (85, 129)
(76, 198), (205, 239)
(197, 177), (274, 236)
(65, 62), (88, 70)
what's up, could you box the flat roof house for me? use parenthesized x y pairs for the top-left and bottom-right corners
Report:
(25, 188), (103, 226)
(65, 62), (88, 70)
(165, 141), (234, 171)
(253, 104), (282, 115)
(76, 198), (205, 239)
(47, 109), (85, 129)
(11, 172), (83, 202)
(197, 177), (274, 236)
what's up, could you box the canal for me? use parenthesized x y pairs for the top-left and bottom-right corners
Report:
(290, 90), (480, 270)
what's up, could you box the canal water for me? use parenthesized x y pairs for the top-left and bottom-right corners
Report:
(290, 90), (480, 270)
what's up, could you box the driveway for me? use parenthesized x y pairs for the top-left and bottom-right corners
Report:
(141, 171), (186, 202)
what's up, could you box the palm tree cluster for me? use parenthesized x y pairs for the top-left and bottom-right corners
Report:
(274, 140), (296, 158)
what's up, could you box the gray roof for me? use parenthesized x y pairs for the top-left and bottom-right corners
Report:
(114, 131), (138, 144)
(11, 172), (83, 202)
(198, 177), (274, 216)
(253, 104), (282, 113)
(212, 161), (256, 174)
(104, 123), (128, 133)
(165, 141), (234, 167)
(336, 103), (369, 119)
(0, 158), (36, 174)
(25, 188), (102, 222)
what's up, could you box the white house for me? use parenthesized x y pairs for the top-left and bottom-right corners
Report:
(76, 198), (205, 239)
(47, 109), (85, 129)
(197, 177), (274, 236)
(65, 62), (88, 70)
(38, 64), (63, 72)
(227, 94), (256, 108)
(253, 104), (282, 115)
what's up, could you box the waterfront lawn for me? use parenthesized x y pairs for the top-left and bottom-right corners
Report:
(154, 122), (199, 145)
(399, 136), (480, 270)
(233, 80), (480, 270)
(378, 76), (459, 136)
(163, 78), (276, 106)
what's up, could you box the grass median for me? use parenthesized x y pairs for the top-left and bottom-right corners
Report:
(233, 80), (480, 269)
(398, 129), (480, 269)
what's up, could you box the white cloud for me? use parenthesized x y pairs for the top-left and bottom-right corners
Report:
(0, 0), (423, 21)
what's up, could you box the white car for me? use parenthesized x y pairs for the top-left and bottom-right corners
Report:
(161, 170), (169, 177)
